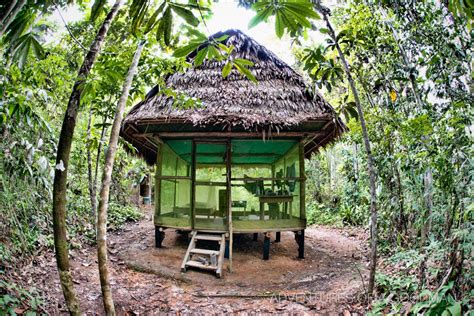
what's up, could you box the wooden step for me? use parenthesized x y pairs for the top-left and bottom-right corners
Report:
(181, 231), (226, 277)
(194, 234), (222, 241)
(185, 260), (218, 271)
(190, 248), (220, 256)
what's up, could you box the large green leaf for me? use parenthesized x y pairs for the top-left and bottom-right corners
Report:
(157, 7), (173, 45)
(170, 3), (199, 26)
(163, 7), (173, 45)
(144, 2), (166, 33)
(248, 5), (273, 28)
(90, 0), (107, 22)
(194, 47), (208, 66)
(129, 0), (148, 20)
(12, 33), (44, 68)
(284, 2), (320, 19)
(234, 62), (257, 83)
(187, 29), (208, 41)
(275, 11), (284, 38)
(249, 0), (319, 36)
(222, 62), (233, 78)
(234, 58), (254, 67)
(131, 0), (149, 36)
(173, 42), (202, 57)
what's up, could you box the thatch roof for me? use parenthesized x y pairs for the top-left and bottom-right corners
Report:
(121, 29), (346, 164)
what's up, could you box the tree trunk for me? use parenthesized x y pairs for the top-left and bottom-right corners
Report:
(0, 0), (26, 37)
(97, 40), (145, 315)
(314, 159), (321, 202)
(87, 106), (97, 218)
(421, 168), (433, 246)
(394, 159), (405, 240)
(326, 149), (332, 190)
(353, 143), (359, 180)
(322, 12), (379, 298)
(94, 117), (108, 189)
(51, 1), (122, 313)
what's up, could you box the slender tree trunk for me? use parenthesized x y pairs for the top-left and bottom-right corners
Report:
(51, 1), (122, 313)
(0, 0), (26, 37)
(314, 159), (321, 202)
(97, 40), (145, 315)
(94, 117), (108, 188)
(87, 106), (97, 218)
(353, 143), (359, 180)
(326, 149), (332, 190)
(421, 168), (433, 246)
(394, 160), (405, 239)
(321, 12), (379, 298)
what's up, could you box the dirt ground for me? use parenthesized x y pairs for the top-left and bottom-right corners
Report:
(15, 208), (370, 314)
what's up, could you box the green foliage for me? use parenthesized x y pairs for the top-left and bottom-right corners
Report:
(248, 0), (320, 38)
(298, 1), (471, 312)
(376, 273), (418, 299)
(90, 0), (107, 22)
(108, 202), (142, 230)
(306, 202), (342, 226)
(173, 29), (257, 82)
(339, 203), (366, 226)
(0, 278), (45, 315)
(128, 0), (208, 43)
(0, 174), (52, 263)
(411, 282), (468, 316)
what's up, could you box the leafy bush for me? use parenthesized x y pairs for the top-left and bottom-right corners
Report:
(108, 202), (142, 230)
(411, 282), (468, 316)
(339, 203), (367, 226)
(0, 278), (45, 315)
(0, 175), (51, 263)
(306, 202), (342, 226)
(376, 273), (418, 300)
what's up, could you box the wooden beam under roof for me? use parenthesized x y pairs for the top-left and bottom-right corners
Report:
(132, 131), (326, 139)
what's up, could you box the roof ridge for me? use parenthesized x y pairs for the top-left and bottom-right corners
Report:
(190, 29), (301, 77)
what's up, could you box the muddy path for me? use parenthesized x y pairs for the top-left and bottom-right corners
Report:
(21, 209), (369, 314)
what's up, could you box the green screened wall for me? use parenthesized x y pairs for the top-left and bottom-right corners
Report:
(154, 139), (306, 232)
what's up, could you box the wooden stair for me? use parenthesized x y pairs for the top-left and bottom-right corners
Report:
(181, 231), (226, 278)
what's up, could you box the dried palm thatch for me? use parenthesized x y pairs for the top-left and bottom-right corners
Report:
(121, 29), (346, 164)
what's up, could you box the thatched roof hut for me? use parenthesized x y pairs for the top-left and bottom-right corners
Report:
(121, 29), (346, 164)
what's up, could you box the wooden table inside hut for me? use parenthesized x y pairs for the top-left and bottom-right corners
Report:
(258, 195), (293, 220)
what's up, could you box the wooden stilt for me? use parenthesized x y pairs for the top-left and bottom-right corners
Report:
(253, 233), (258, 241)
(155, 226), (164, 248)
(263, 232), (270, 260)
(295, 230), (304, 259)
(275, 231), (281, 242)
(224, 239), (229, 259)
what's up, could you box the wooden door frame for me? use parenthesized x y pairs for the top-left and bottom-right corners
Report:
(191, 139), (231, 232)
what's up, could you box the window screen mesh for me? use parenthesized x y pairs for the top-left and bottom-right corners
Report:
(155, 139), (305, 230)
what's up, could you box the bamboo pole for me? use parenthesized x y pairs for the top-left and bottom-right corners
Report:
(226, 139), (233, 272)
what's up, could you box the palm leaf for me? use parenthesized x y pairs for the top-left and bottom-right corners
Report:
(194, 47), (208, 66)
(90, 0), (107, 22)
(275, 11), (284, 38)
(248, 5), (273, 28)
(170, 3), (199, 26)
(145, 2), (166, 33)
(222, 61), (233, 78)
